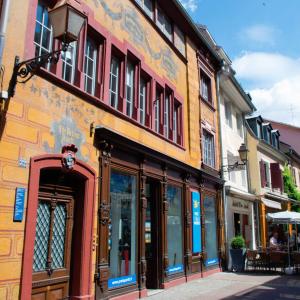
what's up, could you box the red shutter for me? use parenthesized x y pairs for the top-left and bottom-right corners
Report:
(270, 163), (282, 191)
(260, 160), (266, 187)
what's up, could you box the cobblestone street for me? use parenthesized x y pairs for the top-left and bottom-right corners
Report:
(143, 272), (300, 300)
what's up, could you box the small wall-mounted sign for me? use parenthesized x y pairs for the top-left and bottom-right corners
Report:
(13, 187), (26, 222)
(18, 158), (27, 168)
(108, 274), (136, 289)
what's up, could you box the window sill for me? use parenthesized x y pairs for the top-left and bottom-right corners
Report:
(199, 95), (216, 112)
(38, 68), (185, 150)
(201, 163), (220, 176)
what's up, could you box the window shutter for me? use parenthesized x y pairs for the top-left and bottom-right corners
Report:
(270, 163), (282, 191)
(260, 160), (266, 187)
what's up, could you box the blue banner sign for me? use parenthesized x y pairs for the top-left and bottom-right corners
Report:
(192, 191), (201, 253)
(14, 188), (26, 222)
(108, 274), (136, 289)
(206, 258), (218, 266)
(167, 264), (184, 274)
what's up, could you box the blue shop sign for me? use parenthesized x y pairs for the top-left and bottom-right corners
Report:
(108, 274), (136, 289)
(192, 191), (201, 253)
(206, 258), (218, 266)
(167, 264), (184, 274)
(13, 187), (26, 222)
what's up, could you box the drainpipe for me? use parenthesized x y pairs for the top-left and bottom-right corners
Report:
(0, 0), (11, 67)
(216, 61), (231, 270)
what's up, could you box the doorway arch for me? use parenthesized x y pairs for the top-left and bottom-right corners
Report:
(20, 154), (96, 299)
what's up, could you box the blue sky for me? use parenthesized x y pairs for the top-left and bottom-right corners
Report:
(179, 0), (300, 126)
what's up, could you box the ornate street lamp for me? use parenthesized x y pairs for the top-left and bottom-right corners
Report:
(238, 143), (249, 164)
(8, 0), (86, 97)
(224, 143), (249, 171)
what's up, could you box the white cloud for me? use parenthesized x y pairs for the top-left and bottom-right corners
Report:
(232, 52), (300, 126)
(239, 25), (278, 46)
(179, 0), (198, 12)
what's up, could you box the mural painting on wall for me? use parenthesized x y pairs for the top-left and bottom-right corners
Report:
(28, 81), (94, 161)
(93, 0), (178, 81)
(44, 115), (88, 162)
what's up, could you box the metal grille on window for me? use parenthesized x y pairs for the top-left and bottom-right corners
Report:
(33, 202), (51, 272)
(51, 203), (67, 269)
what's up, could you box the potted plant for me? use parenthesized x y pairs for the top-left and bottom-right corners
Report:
(230, 235), (246, 272)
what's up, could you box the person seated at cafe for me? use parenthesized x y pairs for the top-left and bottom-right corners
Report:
(269, 232), (280, 250)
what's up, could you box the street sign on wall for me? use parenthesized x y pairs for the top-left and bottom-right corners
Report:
(14, 187), (26, 222)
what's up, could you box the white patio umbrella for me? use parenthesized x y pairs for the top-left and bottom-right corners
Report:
(267, 210), (300, 273)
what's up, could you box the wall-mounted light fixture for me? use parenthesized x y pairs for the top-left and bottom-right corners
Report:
(224, 143), (249, 171)
(8, 0), (86, 98)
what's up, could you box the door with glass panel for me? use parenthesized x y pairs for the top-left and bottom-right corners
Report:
(145, 179), (161, 289)
(32, 184), (74, 300)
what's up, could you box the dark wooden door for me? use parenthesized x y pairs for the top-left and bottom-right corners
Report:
(31, 184), (74, 300)
(145, 179), (160, 289)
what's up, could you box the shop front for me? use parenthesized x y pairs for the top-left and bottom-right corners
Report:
(94, 127), (223, 299)
(260, 195), (290, 248)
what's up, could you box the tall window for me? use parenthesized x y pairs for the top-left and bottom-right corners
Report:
(156, 5), (172, 41)
(61, 42), (77, 84)
(84, 37), (97, 95)
(139, 78), (147, 125)
(203, 130), (215, 168)
(174, 25), (185, 56)
(34, 2), (53, 65)
(225, 102), (232, 127)
(154, 90), (161, 133)
(204, 195), (218, 266)
(200, 71), (211, 104)
(167, 185), (183, 273)
(109, 56), (120, 109)
(109, 170), (137, 281)
(126, 61), (135, 117)
(164, 95), (170, 138)
(236, 113), (243, 137)
(136, 0), (153, 18)
(173, 105), (178, 143)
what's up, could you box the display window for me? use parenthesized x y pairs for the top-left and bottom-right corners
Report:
(108, 170), (137, 288)
(204, 195), (218, 266)
(167, 185), (183, 274)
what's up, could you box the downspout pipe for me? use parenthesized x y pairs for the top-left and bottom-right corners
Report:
(216, 60), (231, 270)
(0, 0), (11, 67)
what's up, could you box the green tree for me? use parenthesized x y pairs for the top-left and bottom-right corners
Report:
(283, 164), (300, 212)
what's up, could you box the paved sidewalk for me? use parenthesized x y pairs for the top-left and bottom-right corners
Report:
(142, 272), (300, 300)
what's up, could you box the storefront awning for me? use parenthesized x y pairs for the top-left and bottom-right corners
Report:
(262, 198), (282, 210)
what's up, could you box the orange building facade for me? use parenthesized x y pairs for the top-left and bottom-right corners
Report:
(0, 0), (224, 299)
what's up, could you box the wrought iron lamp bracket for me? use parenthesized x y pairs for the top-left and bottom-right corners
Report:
(222, 161), (246, 172)
(8, 44), (69, 98)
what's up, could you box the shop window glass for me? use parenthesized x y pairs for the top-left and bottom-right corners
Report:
(109, 170), (137, 281)
(204, 195), (218, 266)
(167, 185), (183, 273)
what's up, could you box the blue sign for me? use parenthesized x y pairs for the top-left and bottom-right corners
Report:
(167, 264), (184, 274)
(206, 258), (218, 266)
(192, 191), (201, 253)
(14, 188), (26, 222)
(108, 274), (136, 289)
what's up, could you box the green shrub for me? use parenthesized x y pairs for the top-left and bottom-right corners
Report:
(283, 164), (300, 212)
(230, 236), (245, 249)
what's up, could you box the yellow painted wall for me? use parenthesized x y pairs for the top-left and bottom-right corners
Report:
(0, 0), (219, 297)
